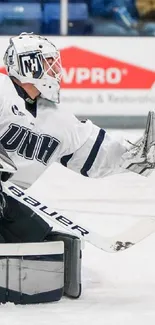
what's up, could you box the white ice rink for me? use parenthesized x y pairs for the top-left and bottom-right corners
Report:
(1, 130), (155, 325)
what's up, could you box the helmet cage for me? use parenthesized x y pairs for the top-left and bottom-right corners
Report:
(41, 53), (62, 83)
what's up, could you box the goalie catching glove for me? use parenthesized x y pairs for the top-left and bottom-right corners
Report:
(121, 111), (155, 176)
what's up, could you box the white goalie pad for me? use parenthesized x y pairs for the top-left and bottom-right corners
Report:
(0, 241), (64, 304)
(121, 111), (155, 176)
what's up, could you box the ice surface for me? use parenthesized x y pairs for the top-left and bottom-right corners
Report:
(1, 130), (155, 325)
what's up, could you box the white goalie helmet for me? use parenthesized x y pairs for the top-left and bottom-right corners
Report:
(3, 32), (62, 103)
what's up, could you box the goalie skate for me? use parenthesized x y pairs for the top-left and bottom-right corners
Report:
(121, 111), (155, 176)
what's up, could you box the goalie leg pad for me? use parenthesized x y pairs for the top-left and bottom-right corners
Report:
(47, 231), (82, 299)
(0, 241), (64, 304)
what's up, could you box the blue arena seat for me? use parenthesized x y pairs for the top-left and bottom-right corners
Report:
(3, 0), (39, 2)
(43, 2), (89, 35)
(0, 3), (42, 35)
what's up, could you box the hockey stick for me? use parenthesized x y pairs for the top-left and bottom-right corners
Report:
(3, 181), (155, 253)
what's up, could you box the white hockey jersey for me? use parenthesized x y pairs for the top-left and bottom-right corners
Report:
(0, 74), (127, 188)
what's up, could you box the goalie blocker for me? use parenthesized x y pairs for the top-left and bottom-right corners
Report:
(0, 194), (82, 304)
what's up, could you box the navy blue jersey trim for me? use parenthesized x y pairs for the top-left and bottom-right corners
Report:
(80, 129), (105, 177)
(60, 153), (73, 167)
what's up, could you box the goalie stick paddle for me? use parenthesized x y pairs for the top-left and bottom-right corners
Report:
(3, 181), (155, 253)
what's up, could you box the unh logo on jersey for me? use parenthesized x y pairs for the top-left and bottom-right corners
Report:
(0, 123), (60, 165)
(19, 52), (43, 79)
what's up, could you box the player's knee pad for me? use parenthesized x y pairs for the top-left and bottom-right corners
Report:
(46, 231), (82, 299)
(0, 195), (82, 302)
(0, 241), (64, 304)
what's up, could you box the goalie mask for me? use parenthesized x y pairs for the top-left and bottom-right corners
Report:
(3, 33), (62, 103)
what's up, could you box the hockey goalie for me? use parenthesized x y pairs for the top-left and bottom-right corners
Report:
(0, 32), (155, 305)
